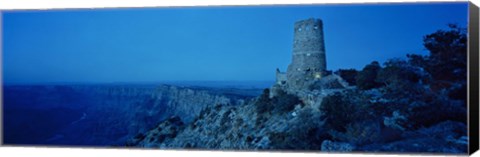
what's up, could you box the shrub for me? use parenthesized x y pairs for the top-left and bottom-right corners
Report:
(258, 88), (271, 103)
(377, 79), (466, 130)
(448, 83), (467, 100)
(157, 134), (167, 142)
(246, 135), (254, 143)
(268, 132), (291, 149)
(220, 110), (232, 126)
(328, 120), (382, 146)
(378, 59), (420, 83)
(320, 91), (374, 132)
(256, 88), (301, 114)
(268, 109), (325, 150)
(268, 130), (323, 150)
(255, 115), (267, 127)
(376, 59), (423, 95)
(167, 116), (184, 126)
(134, 133), (146, 140)
(271, 89), (302, 113)
(335, 69), (358, 86)
(356, 61), (382, 90)
(408, 97), (467, 128)
(406, 25), (467, 86)
(423, 24), (467, 82)
(255, 88), (273, 114)
(320, 92), (356, 131)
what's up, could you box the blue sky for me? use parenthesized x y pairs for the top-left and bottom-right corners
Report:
(2, 2), (468, 84)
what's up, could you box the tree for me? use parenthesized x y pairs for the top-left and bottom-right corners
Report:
(255, 88), (273, 114)
(356, 61), (382, 90)
(335, 69), (358, 86)
(376, 59), (421, 88)
(408, 24), (467, 99)
(271, 89), (302, 113)
(422, 24), (467, 82)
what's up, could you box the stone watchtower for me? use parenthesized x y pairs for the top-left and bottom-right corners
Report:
(285, 18), (327, 89)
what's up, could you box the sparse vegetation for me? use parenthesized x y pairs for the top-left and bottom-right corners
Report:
(255, 88), (273, 114)
(356, 61), (382, 90)
(271, 89), (302, 113)
(335, 69), (358, 86)
(320, 91), (374, 132)
(268, 109), (325, 150)
(255, 88), (301, 114)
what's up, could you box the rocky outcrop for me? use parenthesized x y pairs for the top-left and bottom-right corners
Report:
(309, 74), (349, 90)
(128, 83), (467, 154)
(129, 91), (327, 150)
(4, 84), (252, 146)
(153, 85), (245, 123)
(126, 116), (185, 147)
(271, 74), (349, 110)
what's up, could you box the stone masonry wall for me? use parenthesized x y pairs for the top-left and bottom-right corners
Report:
(286, 18), (327, 90)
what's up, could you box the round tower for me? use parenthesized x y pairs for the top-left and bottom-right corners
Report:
(286, 18), (327, 89)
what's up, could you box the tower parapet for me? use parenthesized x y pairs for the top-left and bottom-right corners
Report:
(275, 68), (287, 85)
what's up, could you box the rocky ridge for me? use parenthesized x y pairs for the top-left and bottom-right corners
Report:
(127, 76), (467, 154)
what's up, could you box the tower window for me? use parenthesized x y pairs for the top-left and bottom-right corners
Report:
(306, 53), (311, 56)
(298, 28), (302, 32)
(314, 26), (318, 30)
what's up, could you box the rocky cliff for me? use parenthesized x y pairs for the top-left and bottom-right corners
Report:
(3, 84), (253, 146)
(126, 94), (323, 150)
(72, 84), (246, 123)
(126, 78), (467, 154)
